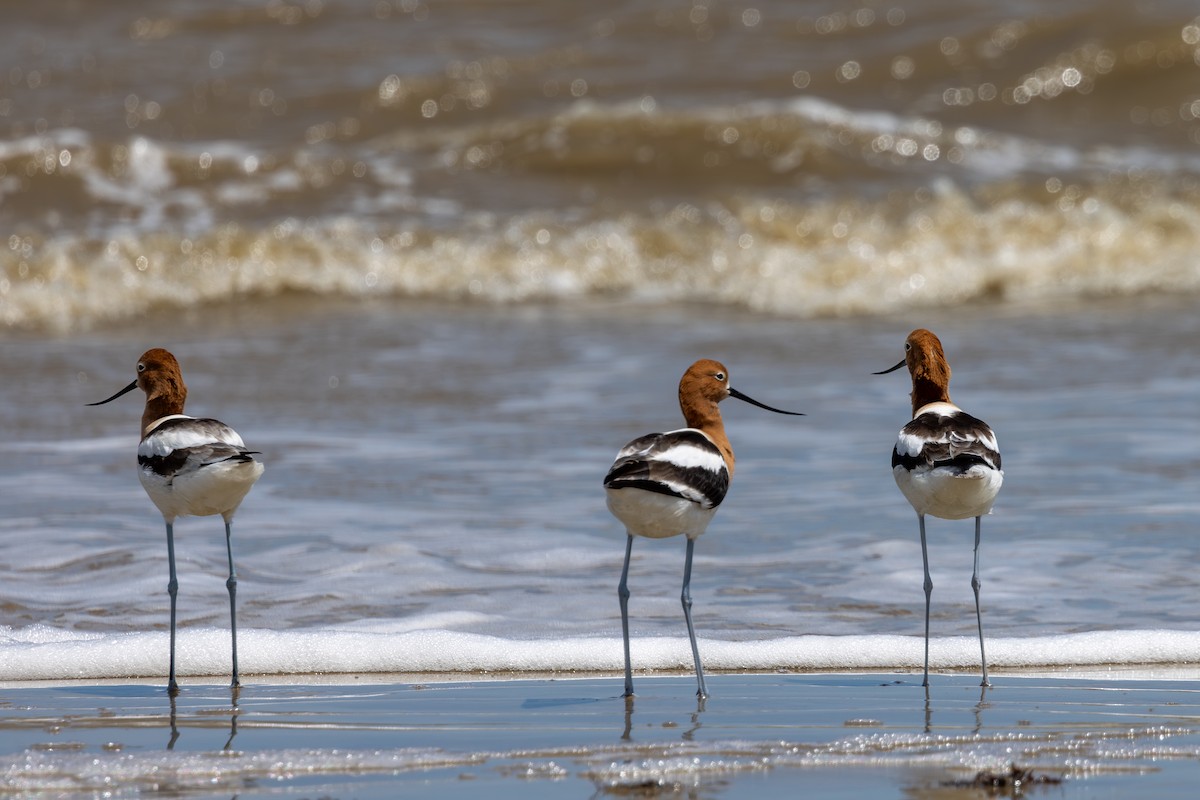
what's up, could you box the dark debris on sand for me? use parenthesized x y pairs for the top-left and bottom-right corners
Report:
(945, 764), (1063, 796)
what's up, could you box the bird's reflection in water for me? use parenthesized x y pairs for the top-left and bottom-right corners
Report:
(167, 693), (180, 751)
(224, 685), (241, 750)
(165, 686), (241, 751)
(682, 697), (704, 741)
(973, 684), (990, 734)
(618, 693), (706, 742)
(922, 683), (990, 735)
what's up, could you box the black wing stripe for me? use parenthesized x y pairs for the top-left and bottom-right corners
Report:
(604, 430), (730, 508)
(894, 410), (1001, 473)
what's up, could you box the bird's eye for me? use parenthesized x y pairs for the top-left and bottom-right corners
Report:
(903, 342), (911, 352)
(715, 372), (726, 381)
(137, 362), (146, 372)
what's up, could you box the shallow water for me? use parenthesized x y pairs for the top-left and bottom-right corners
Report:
(4, 675), (1200, 797)
(3, 295), (1199, 681)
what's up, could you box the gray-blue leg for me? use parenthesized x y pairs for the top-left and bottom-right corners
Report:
(224, 519), (240, 688)
(681, 537), (708, 699)
(918, 513), (932, 687)
(972, 515), (990, 687)
(618, 533), (634, 697)
(165, 520), (179, 696)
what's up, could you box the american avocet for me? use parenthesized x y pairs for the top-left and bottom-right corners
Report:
(603, 359), (802, 699)
(875, 329), (1003, 687)
(88, 348), (264, 695)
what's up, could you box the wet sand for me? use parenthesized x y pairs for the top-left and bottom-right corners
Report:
(4, 671), (1200, 797)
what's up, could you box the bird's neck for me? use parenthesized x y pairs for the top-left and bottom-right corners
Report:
(910, 377), (950, 417)
(142, 393), (186, 437)
(682, 399), (735, 476)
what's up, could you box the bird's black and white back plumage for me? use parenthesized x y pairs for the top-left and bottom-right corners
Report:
(891, 401), (1002, 520)
(138, 414), (264, 523)
(604, 427), (729, 540)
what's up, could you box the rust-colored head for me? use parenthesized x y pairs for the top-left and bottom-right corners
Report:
(678, 358), (733, 412)
(875, 329), (952, 414)
(88, 347), (188, 435)
(136, 348), (187, 416)
(677, 358), (804, 474)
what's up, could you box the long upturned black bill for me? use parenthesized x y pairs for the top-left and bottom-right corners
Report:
(728, 387), (804, 416)
(86, 379), (139, 406)
(873, 359), (907, 375)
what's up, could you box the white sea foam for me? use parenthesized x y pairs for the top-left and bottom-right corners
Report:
(2, 625), (1199, 682)
(7, 190), (1200, 333)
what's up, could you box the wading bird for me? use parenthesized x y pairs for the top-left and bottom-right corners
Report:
(89, 348), (263, 694)
(603, 359), (802, 699)
(876, 329), (1002, 687)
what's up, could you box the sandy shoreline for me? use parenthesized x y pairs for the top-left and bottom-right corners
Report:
(3, 671), (1200, 797)
(7, 661), (1200, 688)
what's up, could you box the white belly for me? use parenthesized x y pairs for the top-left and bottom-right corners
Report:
(894, 464), (1003, 520)
(606, 487), (717, 540)
(140, 458), (264, 521)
